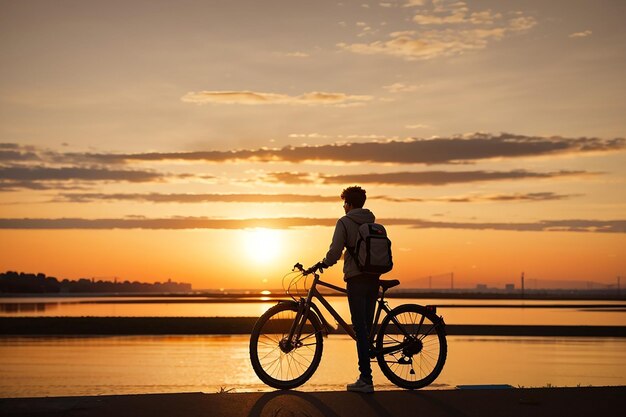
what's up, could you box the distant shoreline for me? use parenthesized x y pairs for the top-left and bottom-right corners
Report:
(1, 290), (625, 301)
(1, 317), (625, 337)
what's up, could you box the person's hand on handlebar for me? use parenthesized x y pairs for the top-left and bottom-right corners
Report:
(305, 261), (328, 275)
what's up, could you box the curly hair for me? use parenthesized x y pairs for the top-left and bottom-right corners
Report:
(341, 186), (367, 208)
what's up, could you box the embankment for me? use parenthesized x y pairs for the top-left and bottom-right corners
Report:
(1, 317), (625, 337)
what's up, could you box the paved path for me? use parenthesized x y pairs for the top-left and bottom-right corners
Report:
(2, 386), (625, 417)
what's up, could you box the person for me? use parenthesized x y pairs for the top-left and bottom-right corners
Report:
(308, 185), (379, 393)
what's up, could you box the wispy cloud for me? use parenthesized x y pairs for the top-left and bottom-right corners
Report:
(382, 192), (579, 203)
(44, 134), (625, 166)
(569, 30), (592, 38)
(383, 82), (420, 93)
(403, 0), (426, 7)
(405, 124), (432, 129)
(284, 51), (310, 57)
(338, 2), (537, 60)
(1, 216), (623, 233)
(257, 169), (589, 186)
(181, 90), (373, 106)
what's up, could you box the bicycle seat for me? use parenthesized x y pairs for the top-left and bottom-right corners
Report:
(379, 279), (400, 290)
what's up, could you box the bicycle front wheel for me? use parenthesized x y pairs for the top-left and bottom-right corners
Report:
(249, 302), (324, 389)
(376, 304), (447, 389)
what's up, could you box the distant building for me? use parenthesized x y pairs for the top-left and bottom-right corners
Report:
(505, 283), (515, 291)
(476, 284), (487, 290)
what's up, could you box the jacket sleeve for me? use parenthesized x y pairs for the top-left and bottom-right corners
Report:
(322, 219), (347, 267)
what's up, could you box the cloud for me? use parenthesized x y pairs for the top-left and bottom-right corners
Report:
(569, 30), (592, 38)
(0, 181), (90, 192)
(0, 166), (162, 182)
(258, 172), (319, 185)
(405, 124), (432, 129)
(403, 0), (426, 7)
(381, 192), (579, 203)
(1, 216), (623, 233)
(53, 191), (575, 204)
(288, 133), (332, 139)
(55, 193), (341, 204)
(0, 165), (165, 191)
(284, 51), (310, 57)
(54, 134), (626, 166)
(7, 133), (626, 167)
(338, 2), (537, 60)
(479, 192), (577, 202)
(0, 143), (41, 162)
(181, 90), (373, 106)
(320, 169), (588, 186)
(383, 82), (420, 93)
(254, 169), (588, 186)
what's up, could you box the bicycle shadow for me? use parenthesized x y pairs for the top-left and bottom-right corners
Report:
(246, 389), (471, 417)
(247, 390), (341, 417)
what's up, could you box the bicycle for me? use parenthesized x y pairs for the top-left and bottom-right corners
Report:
(249, 263), (447, 390)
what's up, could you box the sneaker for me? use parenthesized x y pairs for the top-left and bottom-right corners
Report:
(347, 378), (374, 393)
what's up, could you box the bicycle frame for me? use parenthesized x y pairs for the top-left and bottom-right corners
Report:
(285, 272), (414, 352)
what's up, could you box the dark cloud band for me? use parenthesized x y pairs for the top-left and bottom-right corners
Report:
(55, 193), (340, 204)
(9, 133), (621, 166)
(260, 169), (589, 186)
(0, 166), (163, 182)
(54, 191), (577, 204)
(0, 217), (623, 233)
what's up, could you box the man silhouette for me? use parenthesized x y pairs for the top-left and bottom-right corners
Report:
(308, 186), (379, 393)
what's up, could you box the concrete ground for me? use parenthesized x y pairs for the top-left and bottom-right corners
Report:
(1, 386), (625, 417)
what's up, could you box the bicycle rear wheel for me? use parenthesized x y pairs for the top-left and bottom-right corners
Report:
(376, 304), (447, 389)
(249, 302), (324, 389)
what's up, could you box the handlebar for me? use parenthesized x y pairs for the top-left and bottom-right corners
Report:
(293, 262), (324, 276)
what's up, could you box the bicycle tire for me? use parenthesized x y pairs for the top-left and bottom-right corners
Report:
(249, 301), (324, 389)
(376, 304), (447, 389)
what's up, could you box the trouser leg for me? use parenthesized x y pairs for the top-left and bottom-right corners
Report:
(347, 275), (379, 384)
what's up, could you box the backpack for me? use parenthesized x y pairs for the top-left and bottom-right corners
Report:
(342, 219), (393, 274)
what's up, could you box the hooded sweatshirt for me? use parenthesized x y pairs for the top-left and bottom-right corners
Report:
(322, 208), (376, 280)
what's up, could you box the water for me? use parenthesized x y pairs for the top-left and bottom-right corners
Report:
(1, 335), (625, 398)
(1, 296), (625, 326)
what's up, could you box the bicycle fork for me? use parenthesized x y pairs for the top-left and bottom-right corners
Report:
(282, 299), (312, 352)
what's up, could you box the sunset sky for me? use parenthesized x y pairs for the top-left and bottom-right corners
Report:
(1, 0), (625, 290)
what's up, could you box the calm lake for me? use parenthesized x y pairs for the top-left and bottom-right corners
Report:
(1, 335), (625, 398)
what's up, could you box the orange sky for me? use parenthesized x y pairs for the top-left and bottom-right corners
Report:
(1, 0), (625, 289)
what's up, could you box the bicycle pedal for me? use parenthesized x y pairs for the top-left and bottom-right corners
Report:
(410, 369), (416, 375)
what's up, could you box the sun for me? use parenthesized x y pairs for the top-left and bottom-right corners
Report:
(243, 228), (282, 264)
